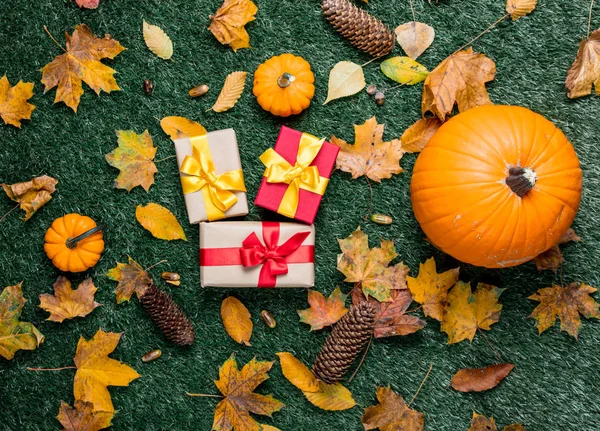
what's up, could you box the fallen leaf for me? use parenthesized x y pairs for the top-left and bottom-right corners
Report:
(504, 425), (526, 431)
(337, 227), (409, 302)
(506, 0), (537, 20)
(39, 276), (101, 323)
(362, 386), (424, 431)
(106, 257), (153, 303)
(324, 61), (366, 104)
(136, 203), (187, 241)
(0, 283), (44, 360)
(209, 0), (258, 51)
(105, 130), (157, 192)
(2, 175), (58, 220)
(400, 117), (442, 153)
(422, 48), (496, 121)
(529, 282), (600, 339)
(566, 30), (600, 99)
(75, 0), (100, 9)
(143, 20), (173, 60)
(534, 228), (581, 272)
(331, 116), (404, 182)
(407, 257), (460, 321)
(276, 352), (320, 392)
(211, 71), (247, 112)
(211, 355), (283, 431)
(41, 24), (125, 112)
(297, 288), (348, 331)
(0, 75), (35, 127)
(221, 296), (252, 346)
(441, 282), (504, 344)
(73, 329), (140, 413)
(380, 57), (429, 85)
(57, 400), (113, 431)
(469, 413), (497, 431)
(451, 364), (515, 392)
(395, 21), (435, 59)
(160, 116), (207, 140)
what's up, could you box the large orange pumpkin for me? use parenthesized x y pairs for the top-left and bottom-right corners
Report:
(410, 105), (582, 268)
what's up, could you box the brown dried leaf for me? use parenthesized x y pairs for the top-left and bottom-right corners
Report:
(506, 0), (537, 21)
(2, 175), (58, 220)
(451, 364), (515, 393)
(221, 296), (252, 346)
(394, 21), (435, 59)
(400, 117), (442, 153)
(566, 30), (600, 99)
(105, 130), (157, 192)
(362, 387), (424, 431)
(297, 288), (348, 331)
(0, 75), (35, 127)
(106, 257), (153, 303)
(211, 71), (248, 112)
(469, 413), (498, 431)
(56, 400), (113, 431)
(39, 277), (100, 323)
(209, 0), (258, 51)
(534, 228), (581, 273)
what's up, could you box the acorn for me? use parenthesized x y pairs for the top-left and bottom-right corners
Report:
(143, 79), (154, 95)
(189, 84), (209, 98)
(366, 84), (378, 96)
(374, 91), (385, 106)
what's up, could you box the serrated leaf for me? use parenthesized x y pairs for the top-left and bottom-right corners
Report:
(210, 71), (247, 112)
(297, 288), (348, 331)
(566, 30), (600, 99)
(2, 175), (58, 220)
(362, 387), (424, 431)
(135, 203), (187, 241)
(381, 56), (429, 85)
(394, 21), (435, 59)
(506, 0), (537, 20)
(324, 61), (365, 104)
(160, 116), (207, 141)
(106, 257), (153, 303)
(143, 20), (173, 60)
(39, 277), (101, 323)
(56, 400), (113, 431)
(105, 130), (157, 192)
(0, 75), (35, 127)
(208, 0), (258, 52)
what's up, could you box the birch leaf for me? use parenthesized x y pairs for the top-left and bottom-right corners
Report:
(506, 0), (538, 20)
(210, 71), (247, 112)
(143, 20), (173, 60)
(324, 61), (365, 104)
(135, 203), (187, 241)
(381, 57), (429, 85)
(395, 21), (435, 59)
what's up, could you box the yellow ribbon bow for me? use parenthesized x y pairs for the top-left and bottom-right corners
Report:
(260, 132), (329, 218)
(180, 134), (246, 221)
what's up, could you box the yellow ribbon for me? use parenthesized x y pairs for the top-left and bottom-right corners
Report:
(260, 132), (329, 218)
(180, 134), (246, 221)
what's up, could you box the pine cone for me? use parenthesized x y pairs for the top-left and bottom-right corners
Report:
(322, 0), (395, 57)
(312, 301), (377, 384)
(139, 284), (195, 346)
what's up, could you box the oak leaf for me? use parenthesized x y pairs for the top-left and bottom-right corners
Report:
(297, 288), (348, 331)
(440, 282), (504, 344)
(75, 0), (100, 9)
(105, 130), (157, 192)
(331, 116), (404, 182)
(469, 413), (526, 431)
(39, 276), (101, 323)
(451, 364), (514, 393)
(142, 20), (173, 60)
(380, 57), (429, 85)
(337, 227), (409, 302)
(209, 0), (258, 51)
(211, 71), (247, 112)
(57, 400), (113, 431)
(221, 296), (253, 346)
(0, 75), (35, 127)
(2, 175), (58, 220)
(211, 355), (283, 431)
(400, 117), (442, 153)
(407, 257), (459, 321)
(106, 257), (153, 303)
(73, 329), (140, 413)
(135, 203), (187, 241)
(41, 25), (125, 112)
(566, 30), (600, 99)
(528, 282), (600, 339)
(394, 21), (435, 59)
(534, 228), (581, 273)
(422, 48), (496, 121)
(160, 116), (207, 140)
(362, 386), (425, 431)
(0, 283), (44, 360)
(324, 61), (366, 104)
(506, 0), (537, 21)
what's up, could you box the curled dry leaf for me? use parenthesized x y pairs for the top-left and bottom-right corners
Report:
(160, 116), (207, 140)
(211, 71), (248, 112)
(566, 29), (600, 99)
(0, 75), (35, 127)
(135, 203), (187, 241)
(505, 0), (538, 21)
(395, 21), (435, 59)
(208, 0), (258, 51)
(143, 20), (173, 60)
(381, 56), (429, 85)
(324, 61), (365, 104)
(2, 175), (57, 220)
(57, 400), (113, 431)
(534, 228), (581, 273)
(106, 257), (153, 303)
(221, 296), (253, 346)
(39, 276), (101, 323)
(297, 288), (348, 331)
(105, 130), (157, 192)
(400, 117), (443, 153)
(362, 387), (425, 431)
(451, 364), (515, 393)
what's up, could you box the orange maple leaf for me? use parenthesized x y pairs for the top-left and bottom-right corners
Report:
(362, 387), (425, 431)
(2, 175), (58, 221)
(56, 400), (113, 431)
(331, 116), (404, 182)
(41, 24), (125, 112)
(566, 29), (600, 99)
(39, 276), (101, 323)
(106, 257), (153, 303)
(209, 0), (258, 52)
(298, 288), (348, 331)
(105, 130), (157, 192)
(0, 75), (35, 127)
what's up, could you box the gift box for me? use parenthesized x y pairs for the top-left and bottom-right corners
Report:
(174, 129), (248, 224)
(254, 126), (339, 224)
(200, 221), (315, 288)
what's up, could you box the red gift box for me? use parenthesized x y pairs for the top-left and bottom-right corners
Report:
(254, 126), (339, 224)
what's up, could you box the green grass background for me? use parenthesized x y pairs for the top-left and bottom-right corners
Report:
(1, 0), (599, 429)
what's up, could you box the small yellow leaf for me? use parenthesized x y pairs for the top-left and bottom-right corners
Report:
(143, 20), (173, 60)
(160, 116), (207, 140)
(221, 296), (252, 345)
(211, 71), (247, 112)
(506, 0), (537, 20)
(0, 75), (35, 127)
(304, 381), (356, 411)
(276, 352), (320, 392)
(381, 57), (429, 85)
(324, 61), (366, 104)
(135, 203), (187, 241)
(394, 21), (435, 60)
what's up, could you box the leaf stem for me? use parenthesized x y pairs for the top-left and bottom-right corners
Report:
(405, 304), (423, 314)
(452, 14), (510, 55)
(409, 0), (416, 23)
(364, 176), (374, 220)
(145, 259), (168, 272)
(348, 335), (372, 383)
(27, 366), (76, 371)
(407, 363), (433, 407)
(154, 155), (177, 163)
(43, 26), (66, 52)
(186, 392), (224, 398)
(589, 0), (596, 37)
(0, 204), (19, 223)
(477, 328), (503, 362)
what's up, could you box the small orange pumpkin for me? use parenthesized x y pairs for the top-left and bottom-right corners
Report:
(410, 105), (582, 268)
(253, 53), (315, 117)
(44, 214), (105, 272)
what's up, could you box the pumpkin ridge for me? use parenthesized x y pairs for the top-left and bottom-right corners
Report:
(529, 140), (578, 175)
(499, 198), (523, 263)
(423, 144), (503, 172)
(535, 167), (582, 179)
(531, 186), (581, 214)
(438, 119), (508, 166)
(525, 124), (566, 168)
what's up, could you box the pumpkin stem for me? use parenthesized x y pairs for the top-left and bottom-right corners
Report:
(506, 166), (537, 197)
(277, 72), (295, 88)
(66, 225), (103, 249)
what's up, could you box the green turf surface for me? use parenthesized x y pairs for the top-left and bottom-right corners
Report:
(1, 0), (599, 429)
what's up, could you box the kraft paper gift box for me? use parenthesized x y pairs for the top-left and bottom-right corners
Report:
(254, 126), (339, 224)
(199, 221), (315, 288)
(174, 129), (248, 224)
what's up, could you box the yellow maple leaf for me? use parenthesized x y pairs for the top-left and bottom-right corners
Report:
(406, 257), (459, 321)
(297, 288), (348, 331)
(221, 296), (253, 346)
(2, 175), (58, 220)
(208, 0), (258, 52)
(566, 29), (600, 99)
(106, 257), (153, 303)
(362, 387), (425, 431)
(39, 276), (101, 323)
(73, 329), (140, 414)
(56, 400), (113, 431)
(135, 203), (187, 241)
(440, 282), (504, 344)
(331, 116), (404, 182)
(0, 75), (35, 127)
(41, 24), (125, 112)
(105, 130), (157, 192)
